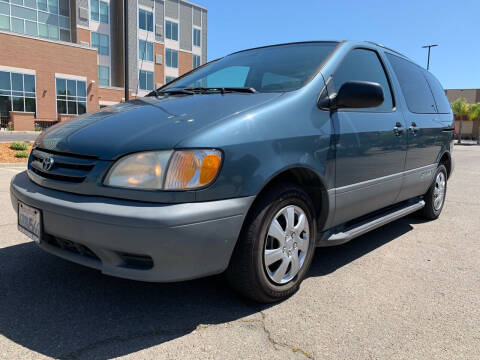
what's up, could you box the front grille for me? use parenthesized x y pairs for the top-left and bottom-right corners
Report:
(44, 234), (154, 271)
(29, 148), (97, 183)
(44, 235), (101, 261)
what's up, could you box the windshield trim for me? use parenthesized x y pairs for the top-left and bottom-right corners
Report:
(151, 41), (344, 95)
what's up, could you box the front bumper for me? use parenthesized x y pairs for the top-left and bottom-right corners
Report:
(10, 171), (254, 282)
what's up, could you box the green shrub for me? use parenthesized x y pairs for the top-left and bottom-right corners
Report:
(15, 150), (29, 158)
(34, 126), (42, 132)
(10, 142), (28, 151)
(7, 124), (13, 131)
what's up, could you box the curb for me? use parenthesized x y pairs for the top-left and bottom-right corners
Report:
(0, 163), (27, 168)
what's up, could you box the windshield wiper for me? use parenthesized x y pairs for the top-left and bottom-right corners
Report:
(148, 87), (256, 98)
(148, 88), (195, 98)
(185, 87), (257, 94)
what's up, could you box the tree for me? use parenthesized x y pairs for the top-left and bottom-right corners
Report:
(468, 102), (480, 120)
(468, 103), (480, 144)
(451, 98), (469, 144)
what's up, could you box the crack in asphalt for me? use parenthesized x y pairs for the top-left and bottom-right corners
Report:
(60, 312), (313, 360)
(257, 310), (313, 359)
(60, 326), (198, 360)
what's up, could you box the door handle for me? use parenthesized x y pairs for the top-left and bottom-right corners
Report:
(408, 122), (420, 135)
(393, 122), (404, 136)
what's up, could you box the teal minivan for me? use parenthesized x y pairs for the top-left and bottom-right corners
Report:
(11, 41), (454, 302)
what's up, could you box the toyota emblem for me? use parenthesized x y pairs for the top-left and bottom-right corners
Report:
(42, 157), (55, 171)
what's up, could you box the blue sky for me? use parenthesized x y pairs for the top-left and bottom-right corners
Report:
(193, 0), (479, 89)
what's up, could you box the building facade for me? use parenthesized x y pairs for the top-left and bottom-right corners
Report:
(0, 0), (207, 130)
(445, 89), (480, 104)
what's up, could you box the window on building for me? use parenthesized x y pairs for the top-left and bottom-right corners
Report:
(0, 71), (36, 115)
(193, 28), (201, 47)
(139, 40), (154, 62)
(165, 20), (178, 41)
(98, 66), (110, 86)
(332, 49), (393, 111)
(193, 55), (201, 69)
(139, 9), (153, 31)
(0, 0), (71, 41)
(91, 32), (109, 56)
(165, 76), (176, 84)
(91, 0), (108, 24)
(386, 53), (436, 114)
(165, 48), (178, 68)
(56, 78), (87, 115)
(139, 70), (154, 91)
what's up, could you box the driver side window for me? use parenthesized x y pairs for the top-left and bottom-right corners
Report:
(332, 49), (394, 111)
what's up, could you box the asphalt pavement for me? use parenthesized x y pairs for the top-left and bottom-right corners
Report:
(0, 131), (39, 143)
(0, 145), (479, 359)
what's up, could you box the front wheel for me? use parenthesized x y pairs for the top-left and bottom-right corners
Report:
(226, 183), (316, 303)
(419, 164), (447, 220)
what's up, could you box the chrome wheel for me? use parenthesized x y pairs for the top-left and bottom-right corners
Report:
(433, 172), (446, 211)
(264, 205), (310, 284)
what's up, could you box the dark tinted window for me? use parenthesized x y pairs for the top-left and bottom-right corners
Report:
(424, 71), (451, 114)
(386, 54), (436, 114)
(332, 48), (393, 111)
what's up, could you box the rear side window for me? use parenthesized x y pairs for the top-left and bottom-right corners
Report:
(386, 54), (436, 114)
(424, 71), (452, 114)
(332, 48), (394, 111)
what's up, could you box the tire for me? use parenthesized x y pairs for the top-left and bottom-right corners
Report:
(419, 164), (447, 220)
(226, 183), (317, 303)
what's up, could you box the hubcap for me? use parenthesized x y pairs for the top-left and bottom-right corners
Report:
(264, 205), (309, 284)
(433, 172), (446, 211)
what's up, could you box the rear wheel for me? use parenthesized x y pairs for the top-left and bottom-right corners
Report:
(419, 164), (447, 220)
(226, 183), (316, 303)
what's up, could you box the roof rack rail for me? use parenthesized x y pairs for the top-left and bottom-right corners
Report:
(365, 41), (407, 58)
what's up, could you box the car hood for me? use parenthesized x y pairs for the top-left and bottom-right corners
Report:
(35, 93), (282, 160)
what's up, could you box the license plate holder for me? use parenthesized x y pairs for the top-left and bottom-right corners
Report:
(18, 202), (42, 244)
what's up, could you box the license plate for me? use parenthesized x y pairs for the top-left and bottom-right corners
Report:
(18, 202), (41, 243)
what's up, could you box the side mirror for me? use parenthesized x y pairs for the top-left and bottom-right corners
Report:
(332, 81), (384, 110)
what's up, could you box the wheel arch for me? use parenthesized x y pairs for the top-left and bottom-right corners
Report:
(437, 150), (452, 178)
(245, 165), (330, 232)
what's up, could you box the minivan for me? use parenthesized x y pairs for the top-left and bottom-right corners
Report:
(11, 41), (454, 302)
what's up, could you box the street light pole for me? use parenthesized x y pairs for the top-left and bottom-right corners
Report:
(124, 0), (129, 102)
(422, 44), (438, 70)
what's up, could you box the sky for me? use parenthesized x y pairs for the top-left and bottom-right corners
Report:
(192, 0), (479, 89)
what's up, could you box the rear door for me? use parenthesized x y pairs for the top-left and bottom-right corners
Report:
(328, 48), (408, 226)
(385, 54), (449, 201)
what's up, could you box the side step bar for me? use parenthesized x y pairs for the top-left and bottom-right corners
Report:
(325, 200), (425, 244)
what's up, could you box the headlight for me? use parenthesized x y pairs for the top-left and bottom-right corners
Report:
(104, 149), (222, 190)
(105, 151), (172, 189)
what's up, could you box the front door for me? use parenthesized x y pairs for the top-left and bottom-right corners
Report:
(327, 48), (407, 226)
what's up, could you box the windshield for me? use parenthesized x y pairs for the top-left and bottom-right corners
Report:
(162, 42), (338, 93)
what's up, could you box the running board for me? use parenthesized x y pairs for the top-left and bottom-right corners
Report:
(325, 200), (425, 244)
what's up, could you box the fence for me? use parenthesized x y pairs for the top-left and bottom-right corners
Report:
(34, 120), (59, 131)
(0, 116), (10, 130)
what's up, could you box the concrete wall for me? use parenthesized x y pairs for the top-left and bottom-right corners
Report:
(179, 2), (192, 52)
(456, 119), (480, 139)
(446, 89), (480, 104)
(165, 0), (179, 19)
(127, 0), (138, 91)
(155, 0), (165, 42)
(201, 9), (207, 64)
(76, 0), (89, 27)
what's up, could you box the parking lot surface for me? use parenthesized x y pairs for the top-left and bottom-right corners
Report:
(0, 146), (479, 360)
